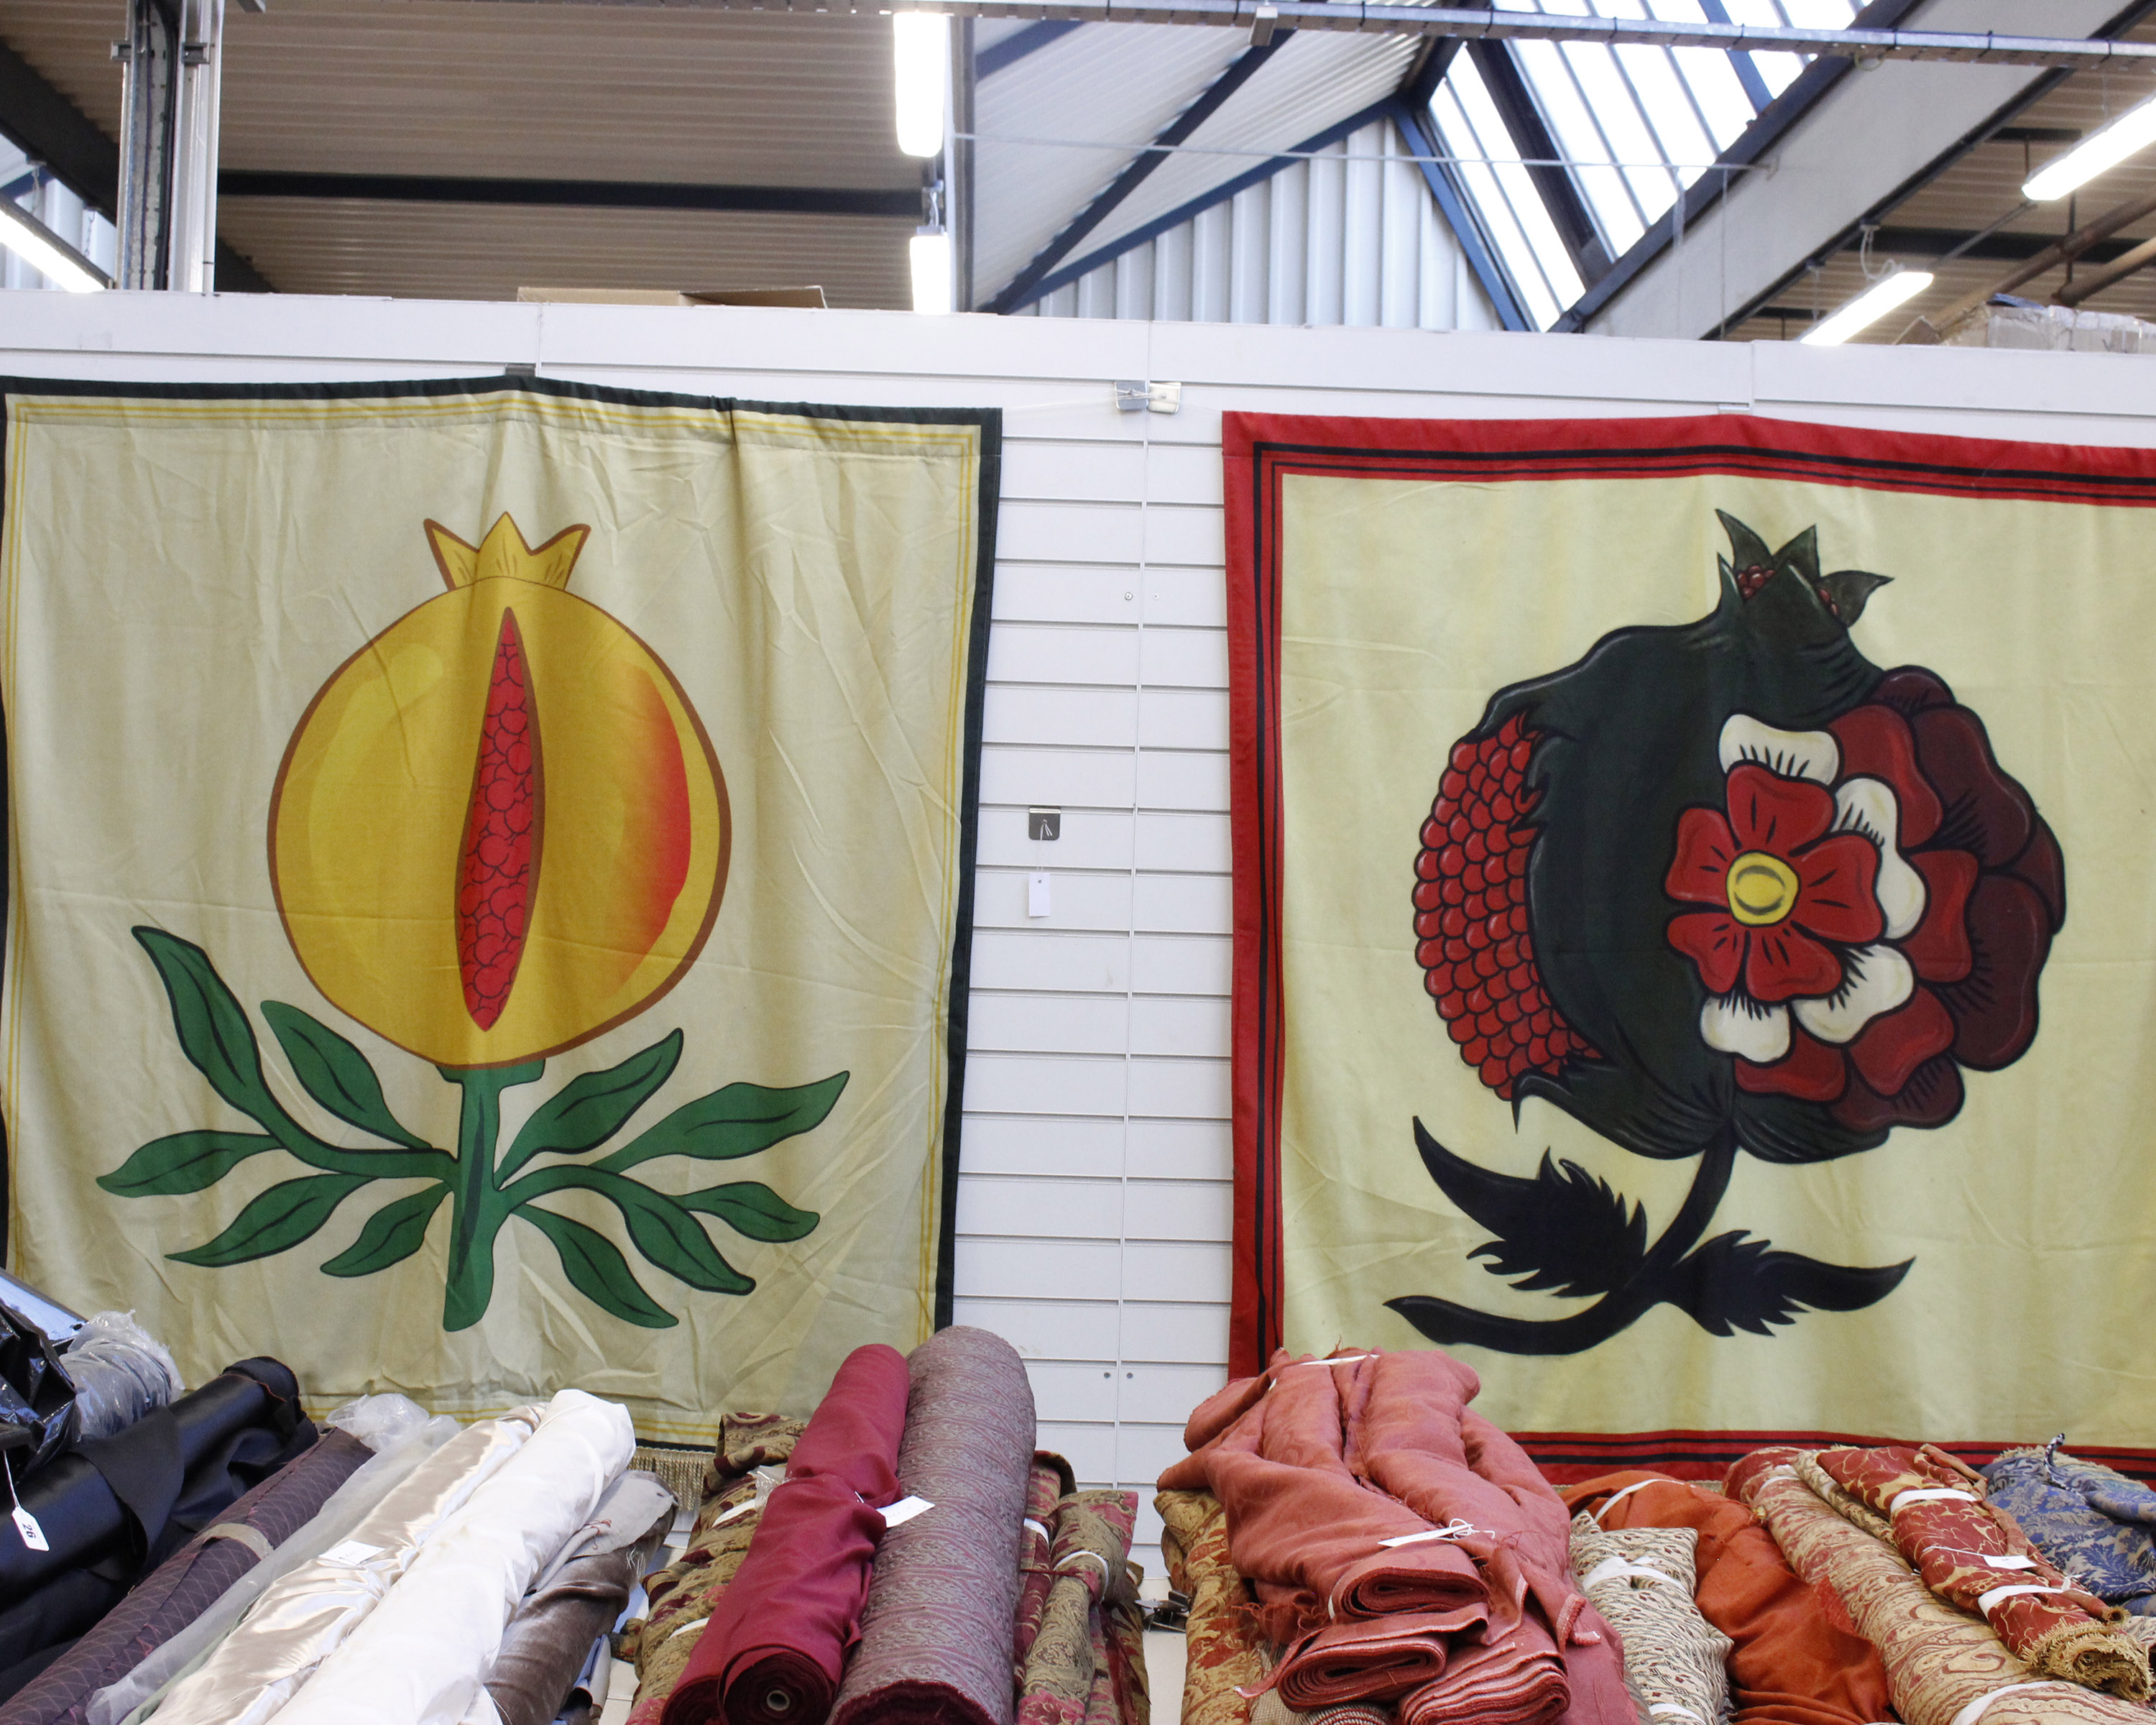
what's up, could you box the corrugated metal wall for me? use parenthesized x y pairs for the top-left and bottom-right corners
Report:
(1021, 119), (1498, 331)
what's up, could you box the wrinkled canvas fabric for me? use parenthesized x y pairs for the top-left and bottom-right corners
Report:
(0, 380), (996, 1430)
(1984, 1445), (2156, 1616)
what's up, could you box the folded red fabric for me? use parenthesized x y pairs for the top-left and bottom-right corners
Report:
(661, 1344), (911, 1725)
(1273, 1604), (1486, 1708)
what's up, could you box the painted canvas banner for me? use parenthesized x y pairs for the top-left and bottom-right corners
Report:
(1227, 410), (2156, 1464)
(0, 377), (997, 1437)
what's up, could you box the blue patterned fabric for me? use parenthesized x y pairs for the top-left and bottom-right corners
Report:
(1984, 1441), (2156, 1616)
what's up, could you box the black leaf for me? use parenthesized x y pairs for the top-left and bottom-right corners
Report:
(1664, 1231), (1913, 1337)
(1411, 1120), (1648, 1299)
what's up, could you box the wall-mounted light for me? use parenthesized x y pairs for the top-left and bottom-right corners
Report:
(0, 201), (109, 293)
(893, 13), (951, 158)
(2024, 93), (2156, 202)
(911, 227), (953, 315)
(1799, 264), (1933, 346)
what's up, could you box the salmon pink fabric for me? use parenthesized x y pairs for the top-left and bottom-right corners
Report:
(661, 1344), (909, 1725)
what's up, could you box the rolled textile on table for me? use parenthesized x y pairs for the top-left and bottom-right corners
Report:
(1273, 1608), (1481, 1711)
(0, 1430), (372, 1725)
(150, 1405), (542, 1725)
(826, 1325), (1035, 1725)
(1560, 1471), (1892, 1725)
(478, 1471), (676, 1725)
(1567, 1514), (1730, 1725)
(1014, 1455), (1078, 1678)
(662, 1344), (909, 1725)
(0, 1358), (315, 1696)
(1015, 1489), (1143, 1725)
(1731, 1448), (2151, 1725)
(272, 1387), (634, 1725)
(1810, 1443), (2148, 1698)
(1983, 1443), (2156, 1617)
(1154, 1491), (1266, 1725)
(623, 1415), (808, 1725)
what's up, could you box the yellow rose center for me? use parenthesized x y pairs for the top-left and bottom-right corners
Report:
(1726, 851), (1800, 926)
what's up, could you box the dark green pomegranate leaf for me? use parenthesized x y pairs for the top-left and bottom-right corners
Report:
(263, 1001), (432, 1150)
(134, 927), (275, 1118)
(99, 1129), (278, 1197)
(598, 1071), (848, 1172)
(1414, 1120), (1647, 1298)
(678, 1181), (819, 1243)
(1665, 1232), (1912, 1337)
(516, 1205), (676, 1328)
(323, 1184), (449, 1277)
(497, 1031), (683, 1178)
(169, 1172), (370, 1267)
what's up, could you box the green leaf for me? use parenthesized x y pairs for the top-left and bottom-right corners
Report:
(594, 1177), (755, 1293)
(134, 928), (274, 1117)
(169, 1172), (370, 1268)
(262, 1002), (433, 1150)
(98, 1129), (279, 1198)
(597, 1070), (848, 1174)
(498, 1032), (683, 1179)
(322, 1184), (449, 1277)
(517, 1205), (678, 1328)
(678, 1181), (819, 1243)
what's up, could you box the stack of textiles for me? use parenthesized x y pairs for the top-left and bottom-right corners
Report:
(1983, 1442), (2156, 1619)
(1013, 1471), (1146, 1724)
(1155, 1345), (1634, 1725)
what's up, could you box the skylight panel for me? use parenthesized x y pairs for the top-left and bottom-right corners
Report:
(1613, 44), (1718, 185)
(1557, 40), (1680, 216)
(1514, 38), (1647, 250)
(1670, 46), (1758, 144)
(1430, 58), (1585, 328)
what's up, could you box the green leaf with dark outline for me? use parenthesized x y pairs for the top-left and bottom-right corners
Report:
(99, 1130), (279, 1197)
(497, 1032), (683, 1179)
(322, 1184), (450, 1277)
(516, 1205), (677, 1328)
(134, 928), (274, 1116)
(678, 1181), (819, 1243)
(263, 1002), (431, 1149)
(594, 1177), (753, 1294)
(596, 1071), (848, 1173)
(169, 1173), (370, 1267)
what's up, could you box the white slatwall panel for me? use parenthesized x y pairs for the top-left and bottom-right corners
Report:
(1023, 119), (1499, 334)
(7, 293), (2152, 1581)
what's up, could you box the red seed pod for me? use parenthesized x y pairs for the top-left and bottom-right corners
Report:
(1462, 1036), (1488, 1065)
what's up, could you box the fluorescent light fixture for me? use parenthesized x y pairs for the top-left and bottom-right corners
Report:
(1800, 267), (1933, 346)
(893, 12), (950, 157)
(910, 227), (953, 315)
(2024, 93), (2156, 202)
(0, 201), (108, 293)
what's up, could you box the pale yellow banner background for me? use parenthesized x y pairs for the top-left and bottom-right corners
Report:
(1279, 465), (2156, 1442)
(0, 387), (985, 1435)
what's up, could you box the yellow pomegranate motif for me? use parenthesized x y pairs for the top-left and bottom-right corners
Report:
(270, 515), (729, 1069)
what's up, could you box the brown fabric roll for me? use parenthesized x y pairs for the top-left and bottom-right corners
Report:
(1156, 1490), (1265, 1725)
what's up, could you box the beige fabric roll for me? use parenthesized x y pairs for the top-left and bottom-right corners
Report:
(152, 1407), (543, 1725)
(276, 1389), (635, 1725)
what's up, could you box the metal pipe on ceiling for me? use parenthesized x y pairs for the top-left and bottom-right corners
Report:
(1901, 185), (2156, 339)
(2054, 231), (2156, 304)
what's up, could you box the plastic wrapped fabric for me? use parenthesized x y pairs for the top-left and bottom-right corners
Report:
(273, 1388), (635, 1725)
(86, 1404), (461, 1725)
(0, 1307), (79, 1482)
(0, 1358), (313, 1696)
(60, 1319), (179, 1446)
(0, 1430), (372, 1725)
(827, 1326), (1035, 1725)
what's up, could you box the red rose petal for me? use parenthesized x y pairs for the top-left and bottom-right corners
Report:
(1869, 666), (1955, 715)
(1911, 705), (2033, 869)
(1902, 849), (1977, 983)
(1935, 874), (2052, 1070)
(1792, 832), (1884, 944)
(1666, 806), (1739, 905)
(2007, 815), (2067, 932)
(1830, 704), (1941, 846)
(1667, 911), (1746, 997)
(1831, 1054), (1963, 1133)
(1726, 762), (1835, 855)
(1745, 923), (1843, 1003)
(1847, 985), (1955, 1096)
(1736, 1025), (1846, 1103)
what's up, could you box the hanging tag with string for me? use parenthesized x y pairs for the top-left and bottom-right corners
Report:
(2, 1450), (46, 1552)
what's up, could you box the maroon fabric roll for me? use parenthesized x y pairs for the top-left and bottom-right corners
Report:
(660, 1345), (910, 1725)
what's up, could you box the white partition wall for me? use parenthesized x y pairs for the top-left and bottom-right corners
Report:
(4, 293), (2155, 1575)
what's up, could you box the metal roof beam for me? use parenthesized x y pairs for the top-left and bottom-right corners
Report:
(976, 19), (1081, 76)
(218, 172), (923, 217)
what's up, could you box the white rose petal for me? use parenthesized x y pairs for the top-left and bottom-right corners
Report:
(1833, 776), (1927, 940)
(1700, 992), (1792, 1064)
(1718, 714), (1840, 786)
(1792, 943), (1915, 1045)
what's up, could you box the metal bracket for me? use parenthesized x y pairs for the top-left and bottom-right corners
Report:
(1112, 380), (1182, 415)
(1249, 5), (1278, 45)
(1027, 807), (1061, 841)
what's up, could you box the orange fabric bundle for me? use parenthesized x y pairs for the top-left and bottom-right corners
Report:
(1562, 1471), (1892, 1725)
(1811, 1445), (2149, 1700)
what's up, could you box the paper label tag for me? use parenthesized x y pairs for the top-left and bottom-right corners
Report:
(11, 1507), (45, 1553)
(708, 1498), (755, 1527)
(880, 1495), (934, 1528)
(320, 1540), (384, 1565)
(1380, 1530), (1446, 1548)
(1984, 1555), (2040, 1570)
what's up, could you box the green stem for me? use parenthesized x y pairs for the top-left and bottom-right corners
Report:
(441, 1064), (539, 1330)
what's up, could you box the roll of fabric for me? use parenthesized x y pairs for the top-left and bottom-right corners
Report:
(826, 1325), (1035, 1725)
(151, 1406), (541, 1725)
(1733, 1448), (2151, 1725)
(1013, 1456), (1077, 1679)
(1984, 1443), (2156, 1616)
(0, 1358), (314, 1696)
(623, 1415), (809, 1725)
(1155, 1491), (1266, 1725)
(481, 1473), (676, 1725)
(662, 1345), (909, 1725)
(1567, 1514), (1730, 1725)
(1273, 1608), (1481, 1710)
(275, 1388), (633, 1725)
(0, 1430), (372, 1725)
(58, 1315), (180, 1446)
(1810, 1443), (2148, 1698)
(1561, 1471), (1892, 1725)
(1014, 1489), (1141, 1725)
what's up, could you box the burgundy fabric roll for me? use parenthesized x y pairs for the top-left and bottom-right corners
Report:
(660, 1344), (910, 1725)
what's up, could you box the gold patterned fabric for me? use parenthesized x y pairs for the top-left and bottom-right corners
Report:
(1567, 1513), (1731, 1725)
(1016, 1491), (1146, 1725)
(1157, 1491), (1267, 1725)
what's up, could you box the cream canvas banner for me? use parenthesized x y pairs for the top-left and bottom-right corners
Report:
(1225, 410), (2156, 1460)
(0, 378), (997, 1435)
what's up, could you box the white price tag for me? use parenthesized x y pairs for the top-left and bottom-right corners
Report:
(11, 1506), (46, 1553)
(320, 1540), (384, 1565)
(880, 1496), (934, 1528)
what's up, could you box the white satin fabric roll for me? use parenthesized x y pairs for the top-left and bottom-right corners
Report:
(276, 1388), (634, 1725)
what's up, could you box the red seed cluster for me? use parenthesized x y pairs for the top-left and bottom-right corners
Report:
(458, 610), (539, 1030)
(1413, 713), (1598, 1100)
(1733, 564), (1772, 600)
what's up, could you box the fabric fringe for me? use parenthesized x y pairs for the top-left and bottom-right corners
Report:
(630, 1443), (709, 1516)
(2022, 1616), (2153, 1702)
